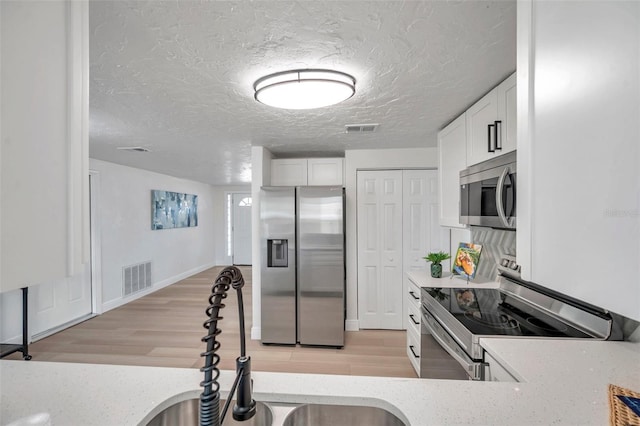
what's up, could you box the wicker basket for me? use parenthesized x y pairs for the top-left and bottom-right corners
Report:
(609, 384), (640, 426)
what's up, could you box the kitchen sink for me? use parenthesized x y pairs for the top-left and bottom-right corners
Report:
(145, 399), (273, 426)
(281, 403), (406, 426)
(144, 398), (407, 426)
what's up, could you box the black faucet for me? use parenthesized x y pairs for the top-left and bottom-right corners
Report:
(199, 266), (256, 426)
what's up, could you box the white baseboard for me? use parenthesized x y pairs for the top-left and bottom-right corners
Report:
(251, 326), (261, 341)
(102, 261), (218, 313)
(345, 319), (359, 331)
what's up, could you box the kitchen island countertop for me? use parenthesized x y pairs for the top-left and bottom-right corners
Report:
(1, 338), (639, 425)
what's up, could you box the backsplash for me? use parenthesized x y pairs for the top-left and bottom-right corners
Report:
(471, 227), (516, 281)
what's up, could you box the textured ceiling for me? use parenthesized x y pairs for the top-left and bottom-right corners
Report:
(89, 0), (516, 185)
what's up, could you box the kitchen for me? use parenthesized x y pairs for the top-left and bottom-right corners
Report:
(2, 1), (639, 425)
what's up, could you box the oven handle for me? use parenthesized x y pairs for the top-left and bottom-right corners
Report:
(496, 166), (511, 228)
(422, 312), (480, 379)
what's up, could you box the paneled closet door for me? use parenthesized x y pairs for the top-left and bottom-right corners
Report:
(402, 170), (449, 329)
(357, 170), (403, 329)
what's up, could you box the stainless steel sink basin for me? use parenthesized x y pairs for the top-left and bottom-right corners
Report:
(145, 399), (273, 426)
(281, 403), (406, 426)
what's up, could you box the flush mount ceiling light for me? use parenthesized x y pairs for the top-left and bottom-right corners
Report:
(254, 69), (356, 110)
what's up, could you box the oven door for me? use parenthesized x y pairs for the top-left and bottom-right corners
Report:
(420, 310), (485, 380)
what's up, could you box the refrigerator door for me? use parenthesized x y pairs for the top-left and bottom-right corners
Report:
(260, 187), (296, 344)
(296, 186), (345, 347)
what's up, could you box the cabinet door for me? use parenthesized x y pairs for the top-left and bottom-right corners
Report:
(466, 88), (498, 166)
(307, 158), (344, 186)
(357, 170), (403, 329)
(497, 72), (517, 154)
(438, 115), (467, 228)
(270, 159), (307, 186)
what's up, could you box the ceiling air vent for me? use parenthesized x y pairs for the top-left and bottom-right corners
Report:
(345, 124), (379, 134)
(117, 146), (151, 153)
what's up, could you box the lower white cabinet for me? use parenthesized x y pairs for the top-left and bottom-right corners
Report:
(484, 352), (518, 382)
(406, 277), (421, 376)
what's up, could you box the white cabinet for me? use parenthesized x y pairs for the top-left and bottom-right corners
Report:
(1, 1), (89, 293)
(438, 115), (467, 228)
(484, 352), (518, 382)
(307, 158), (344, 186)
(497, 73), (517, 155)
(270, 159), (308, 186)
(271, 158), (344, 186)
(466, 72), (517, 166)
(406, 277), (422, 376)
(517, 1), (640, 321)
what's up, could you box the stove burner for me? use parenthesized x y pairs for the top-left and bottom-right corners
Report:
(463, 311), (519, 330)
(526, 316), (568, 333)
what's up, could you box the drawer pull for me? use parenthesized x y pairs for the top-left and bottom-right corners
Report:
(409, 291), (419, 301)
(409, 345), (420, 358)
(409, 314), (420, 325)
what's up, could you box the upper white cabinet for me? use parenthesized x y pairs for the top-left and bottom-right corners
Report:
(270, 159), (308, 186)
(307, 158), (344, 186)
(437, 115), (467, 228)
(271, 158), (344, 186)
(1, 1), (90, 293)
(466, 72), (517, 166)
(517, 1), (639, 321)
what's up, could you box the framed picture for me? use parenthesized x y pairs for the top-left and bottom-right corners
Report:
(151, 190), (198, 230)
(452, 242), (482, 280)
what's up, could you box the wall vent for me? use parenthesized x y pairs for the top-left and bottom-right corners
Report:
(345, 123), (379, 133)
(117, 146), (151, 153)
(123, 261), (152, 297)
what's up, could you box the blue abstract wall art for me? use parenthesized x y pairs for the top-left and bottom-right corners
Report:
(151, 190), (198, 230)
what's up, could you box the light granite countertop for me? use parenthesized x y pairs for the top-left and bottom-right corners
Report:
(407, 269), (499, 289)
(1, 338), (639, 425)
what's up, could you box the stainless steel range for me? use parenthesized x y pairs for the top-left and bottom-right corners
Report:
(420, 268), (621, 381)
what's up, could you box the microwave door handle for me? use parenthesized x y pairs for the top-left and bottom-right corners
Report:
(496, 166), (510, 228)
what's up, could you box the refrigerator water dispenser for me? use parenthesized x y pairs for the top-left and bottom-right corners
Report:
(267, 239), (288, 267)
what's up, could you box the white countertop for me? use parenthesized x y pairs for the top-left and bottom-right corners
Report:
(407, 269), (500, 289)
(2, 338), (639, 425)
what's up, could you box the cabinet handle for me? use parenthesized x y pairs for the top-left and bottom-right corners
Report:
(487, 124), (496, 153)
(409, 314), (420, 325)
(409, 345), (420, 358)
(494, 120), (502, 150)
(409, 291), (420, 300)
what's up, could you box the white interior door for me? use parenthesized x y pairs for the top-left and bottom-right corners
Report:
(31, 175), (95, 338)
(232, 193), (252, 265)
(402, 170), (449, 329)
(357, 170), (403, 329)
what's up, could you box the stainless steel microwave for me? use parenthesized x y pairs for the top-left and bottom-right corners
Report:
(459, 151), (516, 229)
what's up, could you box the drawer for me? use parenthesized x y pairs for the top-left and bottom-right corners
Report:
(407, 302), (421, 336)
(406, 325), (421, 375)
(407, 283), (421, 310)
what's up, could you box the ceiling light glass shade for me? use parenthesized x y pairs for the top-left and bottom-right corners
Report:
(254, 69), (356, 110)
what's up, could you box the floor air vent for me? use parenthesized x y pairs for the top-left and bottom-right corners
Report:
(123, 261), (152, 296)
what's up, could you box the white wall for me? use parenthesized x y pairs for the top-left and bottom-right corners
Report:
(90, 159), (218, 311)
(344, 147), (438, 330)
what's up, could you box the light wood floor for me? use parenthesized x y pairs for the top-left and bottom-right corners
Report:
(7, 266), (417, 378)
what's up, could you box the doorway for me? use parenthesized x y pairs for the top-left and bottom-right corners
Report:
(231, 192), (252, 265)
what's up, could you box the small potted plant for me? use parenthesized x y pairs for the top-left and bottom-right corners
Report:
(423, 251), (451, 278)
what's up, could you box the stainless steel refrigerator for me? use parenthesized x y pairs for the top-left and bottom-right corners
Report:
(260, 186), (345, 347)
